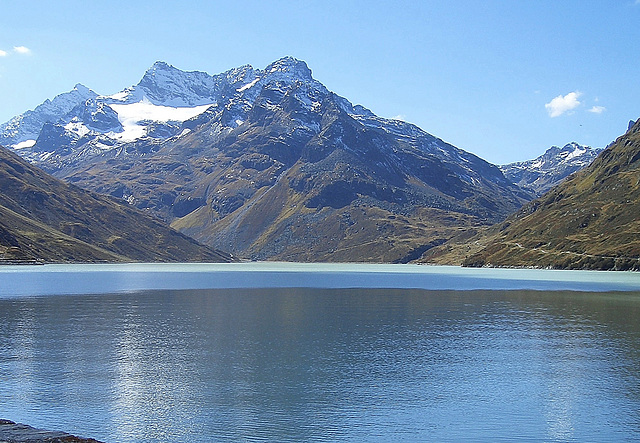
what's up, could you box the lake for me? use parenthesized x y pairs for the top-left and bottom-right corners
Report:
(1, 263), (640, 442)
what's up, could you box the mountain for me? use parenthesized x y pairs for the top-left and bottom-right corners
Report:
(0, 145), (233, 263)
(499, 143), (603, 195)
(0, 84), (97, 149)
(2, 57), (531, 262)
(451, 119), (640, 271)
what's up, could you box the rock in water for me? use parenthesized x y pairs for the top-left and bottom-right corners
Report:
(0, 419), (104, 442)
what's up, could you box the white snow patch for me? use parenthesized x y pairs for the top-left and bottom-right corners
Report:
(93, 141), (114, 151)
(237, 78), (260, 92)
(295, 92), (322, 112)
(108, 99), (212, 142)
(531, 160), (544, 169)
(565, 146), (586, 161)
(64, 121), (91, 137)
(110, 99), (212, 123)
(12, 139), (36, 149)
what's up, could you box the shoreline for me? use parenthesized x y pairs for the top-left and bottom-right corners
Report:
(1, 262), (640, 297)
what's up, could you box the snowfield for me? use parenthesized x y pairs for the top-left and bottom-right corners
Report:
(108, 99), (213, 141)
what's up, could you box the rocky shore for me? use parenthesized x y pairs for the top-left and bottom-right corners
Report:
(0, 420), (103, 443)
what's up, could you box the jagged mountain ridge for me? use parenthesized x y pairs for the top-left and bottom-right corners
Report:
(0, 144), (233, 263)
(3, 57), (532, 262)
(500, 143), (603, 195)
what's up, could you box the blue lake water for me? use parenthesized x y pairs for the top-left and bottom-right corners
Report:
(1, 263), (640, 442)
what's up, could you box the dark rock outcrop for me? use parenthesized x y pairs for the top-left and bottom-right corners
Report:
(0, 419), (104, 443)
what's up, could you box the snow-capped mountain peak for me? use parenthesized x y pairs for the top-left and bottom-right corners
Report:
(72, 83), (92, 94)
(0, 84), (97, 146)
(500, 142), (603, 195)
(124, 61), (221, 107)
(558, 142), (588, 162)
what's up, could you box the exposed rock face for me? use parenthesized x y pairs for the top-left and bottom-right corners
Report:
(0, 85), (97, 147)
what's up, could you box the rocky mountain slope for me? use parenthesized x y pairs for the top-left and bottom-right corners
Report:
(2, 57), (532, 262)
(500, 143), (603, 195)
(0, 145), (233, 263)
(432, 119), (640, 270)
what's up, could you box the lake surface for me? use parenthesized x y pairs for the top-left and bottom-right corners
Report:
(1, 264), (640, 442)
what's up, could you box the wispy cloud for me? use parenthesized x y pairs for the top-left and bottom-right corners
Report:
(588, 105), (606, 114)
(545, 91), (582, 117)
(13, 46), (31, 55)
(0, 49), (7, 57)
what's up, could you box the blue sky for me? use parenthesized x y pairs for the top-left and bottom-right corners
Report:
(1, 0), (639, 164)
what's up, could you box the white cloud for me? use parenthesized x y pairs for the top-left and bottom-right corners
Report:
(13, 46), (31, 54)
(391, 114), (407, 121)
(0, 46), (31, 57)
(588, 105), (606, 114)
(545, 91), (582, 117)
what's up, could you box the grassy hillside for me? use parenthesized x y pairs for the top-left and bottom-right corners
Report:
(0, 146), (233, 263)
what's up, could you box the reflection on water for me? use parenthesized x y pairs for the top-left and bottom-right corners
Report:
(1, 288), (640, 442)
